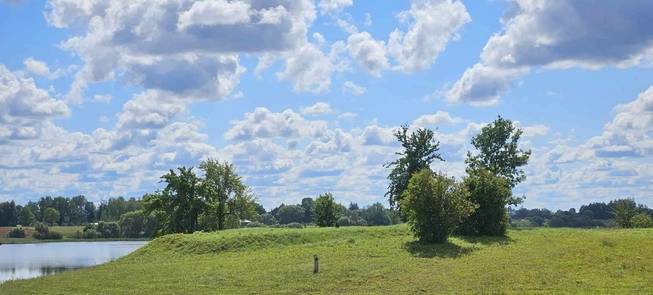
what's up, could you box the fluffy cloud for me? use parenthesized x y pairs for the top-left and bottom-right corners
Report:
(301, 102), (334, 116)
(46, 0), (317, 102)
(224, 107), (328, 141)
(587, 86), (653, 158)
(412, 111), (463, 128)
(342, 81), (366, 96)
(23, 58), (69, 79)
(448, 0), (653, 104)
(318, 0), (352, 14)
(0, 65), (69, 140)
(347, 31), (389, 76)
(388, 0), (470, 72)
(277, 40), (333, 93)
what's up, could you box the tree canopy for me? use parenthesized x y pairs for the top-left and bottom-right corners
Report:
(384, 125), (443, 210)
(466, 116), (531, 188)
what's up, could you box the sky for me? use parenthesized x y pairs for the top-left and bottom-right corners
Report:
(0, 0), (652, 210)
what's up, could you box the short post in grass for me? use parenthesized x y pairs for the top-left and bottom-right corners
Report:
(313, 255), (319, 274)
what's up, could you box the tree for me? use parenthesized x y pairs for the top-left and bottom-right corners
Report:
(17, 206), (36, 226)
(200, 159), (245, 230)
(43, 207), (60, 226)
(361, 203), (391, 226)
(119, 211), (145, 238)
(144, 167), (203, 234)
(612, 198), (637, 228)
(314, 193), (339, 227)
(401, 169), (477, 243)
(301, 198), (315, 223)
(0, 201), (18, 226)
(260, 213), (278, 225)
(277, 205), (305, 224)
(226, 190), (260, 228)
(579, 202), (613, 220)
(466, 116), (531, 188)
(384, 125), (444, 211)
(631, 213), (653, 228)
(458, 169), (514, 236)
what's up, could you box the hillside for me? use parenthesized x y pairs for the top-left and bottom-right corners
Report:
(1, 225), (652, 294)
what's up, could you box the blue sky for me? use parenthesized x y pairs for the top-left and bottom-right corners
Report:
(1, 0), (652, 210)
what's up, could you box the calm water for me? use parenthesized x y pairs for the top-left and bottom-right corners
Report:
(0, 241), (147, 283)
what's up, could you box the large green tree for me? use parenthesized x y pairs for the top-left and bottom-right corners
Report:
(466, 116), (531, 188)
(612, 198), (638, 228)
(314, 193), (339, 227)
(43, 207), (60, 226)
(199, 159), (246, 230)
(144, 167), (203, 234)
(384, 125), (443, 211)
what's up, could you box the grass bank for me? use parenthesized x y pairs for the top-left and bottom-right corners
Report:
(1, 225), (652, 294)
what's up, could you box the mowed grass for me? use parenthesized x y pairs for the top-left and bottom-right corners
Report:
(1, 225), (652, 294)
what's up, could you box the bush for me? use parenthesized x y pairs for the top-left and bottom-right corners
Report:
(97, 221), (120, 238)
(246, 222), (265, 228)
(511, 219), (534, 228)
(260, 213), (278, 225)
(8, 226), (26, 238)
(82, 226), (99, 239)
(401, 169), (477, 243)
(314, 193), (338, 227)
(337, 216), (352, 227)
(277, 205), (305, 225)
(631, 213), (653, 228)
(458, 169), (513, 236)
(285, 222), (304, 229)
(32, 222), (62, 240)
(120, 211), (145, 238)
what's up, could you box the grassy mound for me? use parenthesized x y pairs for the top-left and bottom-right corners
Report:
(2, 226), (652, 294)
(132, 226), (409, 259)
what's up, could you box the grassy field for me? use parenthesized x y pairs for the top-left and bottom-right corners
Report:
(1, 225), (652, 294)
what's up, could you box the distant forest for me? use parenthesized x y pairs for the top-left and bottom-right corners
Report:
(1, 195), (651, 229)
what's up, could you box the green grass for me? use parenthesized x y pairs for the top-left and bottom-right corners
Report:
(1, 225), (652, 294)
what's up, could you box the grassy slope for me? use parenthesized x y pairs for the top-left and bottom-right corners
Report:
(1, 225), (652, 294)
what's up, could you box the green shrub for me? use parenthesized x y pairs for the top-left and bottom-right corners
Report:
(631, 213), (653, 228)
(458, 169), (512, 236)
(337, 216), (352, 226)
(97, 221), (120, 238)
(32, 222), (62, 240)
(120, 211), (144, 238)
(401, 169), (477, 243)
(260, 213), (278, 225)
(8, 226), (26, 238)
(246, 222), (265, 228)
(285, 222), (304, 229)
(83, 228), (99, 239)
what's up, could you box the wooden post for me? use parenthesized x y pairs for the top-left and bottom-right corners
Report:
(313, 255), (319, 273)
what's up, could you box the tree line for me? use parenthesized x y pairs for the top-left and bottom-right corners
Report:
(0, 196), (142, 227)
(511, 199), (653, 228)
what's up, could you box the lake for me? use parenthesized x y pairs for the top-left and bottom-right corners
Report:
(0, 241), (147, 283)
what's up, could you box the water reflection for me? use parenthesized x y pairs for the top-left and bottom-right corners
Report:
(0, 241), (147, 283)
